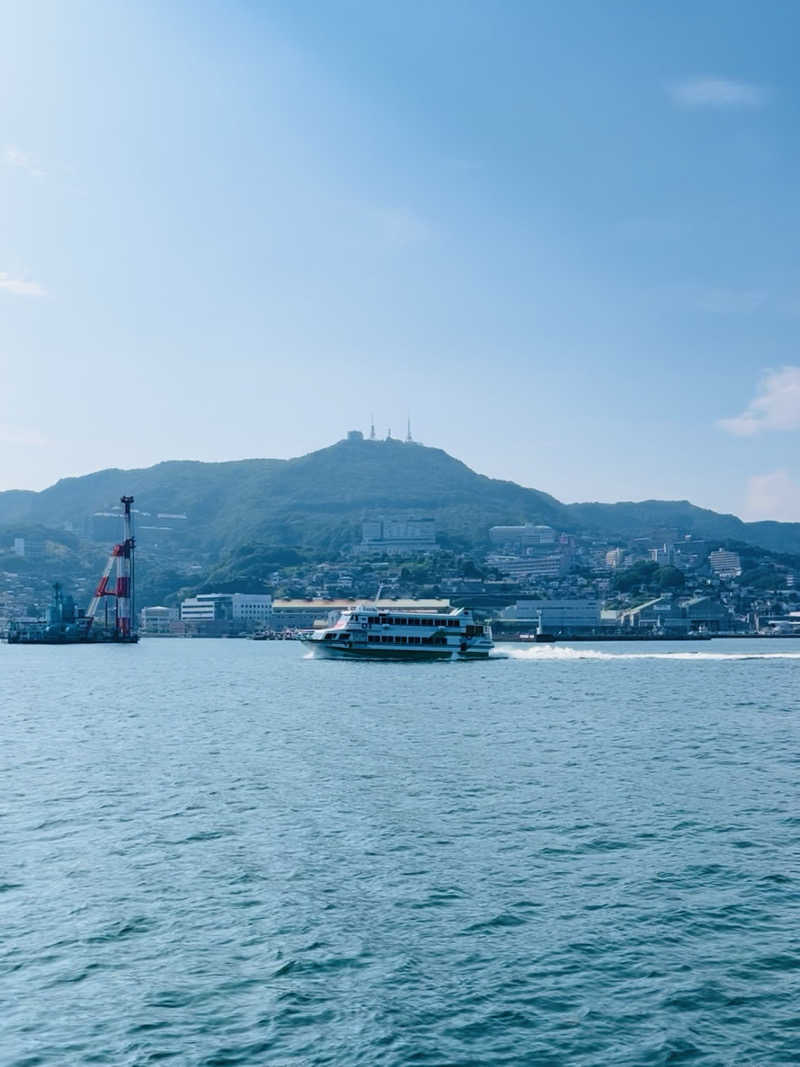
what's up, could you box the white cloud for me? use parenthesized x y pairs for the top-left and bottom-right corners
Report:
(718, 366), (800, 436)
(668, 77), (766, 109)
(4, 145), (45, 179)
(0, 274), (46, 297)
(745, 470), (800, 522)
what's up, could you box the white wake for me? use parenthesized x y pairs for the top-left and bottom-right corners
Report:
(497, 645), (800, 662)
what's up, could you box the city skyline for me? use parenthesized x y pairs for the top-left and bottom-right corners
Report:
(2, 1), (800, 520)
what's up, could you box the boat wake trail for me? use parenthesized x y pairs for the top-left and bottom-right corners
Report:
(499, 645), (800, 662)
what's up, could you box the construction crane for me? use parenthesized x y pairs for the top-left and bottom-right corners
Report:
(86, 495), (137, 639)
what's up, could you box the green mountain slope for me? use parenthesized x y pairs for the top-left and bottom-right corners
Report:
(566, 499), (800, 555)
(0, 440), (567, 552)
(1, 437), (799, 556)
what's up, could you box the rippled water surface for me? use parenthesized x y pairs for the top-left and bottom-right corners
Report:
(2, 639), (799, 1065)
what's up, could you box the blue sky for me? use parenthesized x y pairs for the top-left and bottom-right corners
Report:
(2, 1), (799, 520)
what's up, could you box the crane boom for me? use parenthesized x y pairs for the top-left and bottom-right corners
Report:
(84, 496), (136, 637)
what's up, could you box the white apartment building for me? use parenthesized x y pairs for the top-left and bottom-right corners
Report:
(180, 593), (272, 625)
(708, 549), (742, 578)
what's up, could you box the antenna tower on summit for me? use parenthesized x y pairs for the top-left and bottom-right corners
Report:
(369, 414), (376, 441)
(406, 416), (413, 443)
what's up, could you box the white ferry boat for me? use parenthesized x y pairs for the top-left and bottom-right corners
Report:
(300, 605), (494, 660)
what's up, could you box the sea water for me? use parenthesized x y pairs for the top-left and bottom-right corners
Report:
(2, 639), (799, 1064)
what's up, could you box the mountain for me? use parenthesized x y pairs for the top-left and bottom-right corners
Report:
(1, 437), (799, 557)
(566, 499), (800, 555)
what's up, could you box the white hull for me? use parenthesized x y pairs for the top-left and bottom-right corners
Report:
(301, 638), (490, 660)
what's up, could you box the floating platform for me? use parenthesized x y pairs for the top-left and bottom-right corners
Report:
(7, 622), (139, 645)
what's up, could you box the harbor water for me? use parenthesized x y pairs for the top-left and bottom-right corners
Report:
(2, 639), (799, 1064)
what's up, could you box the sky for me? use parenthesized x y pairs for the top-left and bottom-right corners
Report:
(2, 1), (800, 521)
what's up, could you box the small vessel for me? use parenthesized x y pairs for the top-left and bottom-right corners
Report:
(518, 612), (556, 643)
(300, 605), (494, 660)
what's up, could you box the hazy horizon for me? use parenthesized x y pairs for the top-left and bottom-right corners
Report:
(3, 1), (800, 520)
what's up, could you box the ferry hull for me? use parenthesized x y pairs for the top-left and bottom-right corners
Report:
(300, 639), (490, 661)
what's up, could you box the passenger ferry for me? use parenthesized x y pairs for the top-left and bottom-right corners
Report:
(300, 605), (494, 660)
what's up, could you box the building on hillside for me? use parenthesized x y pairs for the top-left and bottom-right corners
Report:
(499, 598), (602, 633)
(708, 549), (742, 578)
(605, 548), (625, 569)
(11, 536), (45, 560)
(649, 545), (673, 565)
(489, 525), (556, 547)
(357, 517), (437, 555)
(672, 539), (708, 571)
(487, 552), (570, 580)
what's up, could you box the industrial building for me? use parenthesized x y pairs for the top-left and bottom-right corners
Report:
(618, 596), (688, 633)
(499, 599), (603, 633)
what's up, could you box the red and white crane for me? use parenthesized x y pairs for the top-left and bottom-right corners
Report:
(86, 495), (136, 638)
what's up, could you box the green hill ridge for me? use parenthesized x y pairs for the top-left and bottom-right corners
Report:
(1, 437), (799, 557)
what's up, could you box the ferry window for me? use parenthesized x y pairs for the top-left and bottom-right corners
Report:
(381, 635), (393, 643)
(448, 619), (459, 627)
(368, 635), (379, 642)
